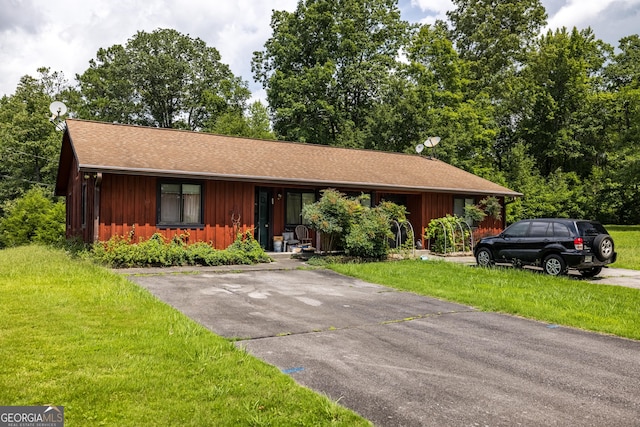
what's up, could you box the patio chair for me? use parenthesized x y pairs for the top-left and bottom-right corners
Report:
(295, 225), (313, 245)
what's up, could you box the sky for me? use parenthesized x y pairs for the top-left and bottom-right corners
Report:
(1, 0), (639, 103)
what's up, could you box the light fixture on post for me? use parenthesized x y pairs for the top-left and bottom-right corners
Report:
(416, 136), (440, 159)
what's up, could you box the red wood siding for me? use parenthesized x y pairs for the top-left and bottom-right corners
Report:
(97, 174), (255, 249)
(416, 193), (505, 240)
(66, 172), (506, 251)
(64, 157), (96, 243)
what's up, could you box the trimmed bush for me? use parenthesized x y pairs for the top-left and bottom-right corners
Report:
(0, 187), (65, 248)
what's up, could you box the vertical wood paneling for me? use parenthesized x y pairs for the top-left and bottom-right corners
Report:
(90, 175), (504, 249)
(96, 177), (255, 249)
(273, 187), (284, 236)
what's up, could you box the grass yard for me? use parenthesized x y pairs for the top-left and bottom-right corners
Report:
(331, 259), (640, 341)
(0, 245), (369, 427)
(606, 225), (640, 270)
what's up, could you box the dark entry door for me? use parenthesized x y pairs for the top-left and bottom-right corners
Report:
(255, 189), (271, 249)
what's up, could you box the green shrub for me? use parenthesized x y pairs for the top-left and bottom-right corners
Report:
(0, 187), (65, 248)
(88, 231), (270, 268)
(303, 189), (405, 259)
(345, 208), (392, 259)
(425, 215), (472, 254)
(302, 189), (353, 252)
(227, 230), (272, 264)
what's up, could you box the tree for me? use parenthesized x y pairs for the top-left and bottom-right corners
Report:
(600, 35), (640, 223)
(517, 27), (613, 177)
(446, 0), (548, 174)
(76, 28), (250, 130)
(208, 101), (276, 140)
(446, 0), (547, 97)
(377, 22), (498, 176)
(253, 0), (411, 147)
(0, 68), (69, 208)
(605, 35), (640, 90)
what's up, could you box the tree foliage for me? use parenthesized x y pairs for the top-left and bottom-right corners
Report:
(253, 0), (411, 147)
(0, 68), (68, 209)
(447, 0), (547, 97)
(208, 101), (276, 140)
(76, 28), (250, 130)
(0, 187), (65, 248)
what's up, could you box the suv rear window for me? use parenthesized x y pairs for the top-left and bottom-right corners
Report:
(552, 222), (572, 237)
(577, 221), (606, 236)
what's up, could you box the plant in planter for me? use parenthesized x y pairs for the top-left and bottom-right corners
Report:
(425, 215), (472, 254)
(464, 204), (487, 224)
(480, 196), (502, 221)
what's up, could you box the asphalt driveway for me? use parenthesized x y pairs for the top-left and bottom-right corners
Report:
(126, 262), (640, 426)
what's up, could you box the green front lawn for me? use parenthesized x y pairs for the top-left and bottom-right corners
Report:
(607, 225), (640, 270)
(331, 260), (640, 341)
(0, 245), (369, 426)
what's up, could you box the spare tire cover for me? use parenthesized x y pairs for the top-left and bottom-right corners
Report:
(593, 234), (614, 261)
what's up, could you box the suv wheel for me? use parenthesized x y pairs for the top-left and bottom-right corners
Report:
(579, 266), (603, 278)
(543, 254), (567, 276)
(593, 234), (614, 262)
(476, 248), (494, 267)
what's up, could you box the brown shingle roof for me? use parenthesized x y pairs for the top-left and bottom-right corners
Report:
(59, 119), (520, 196)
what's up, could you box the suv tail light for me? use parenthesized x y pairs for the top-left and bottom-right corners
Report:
(574, 237), (584, 250)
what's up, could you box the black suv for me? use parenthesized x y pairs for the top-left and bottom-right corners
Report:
(474, 218), (616, 277)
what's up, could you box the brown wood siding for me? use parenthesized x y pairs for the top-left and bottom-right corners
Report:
(97, 174), (255, 249)
(74, 174), (506, 250)
(64, 157), (96, 243)
(404, 194), (423, 241)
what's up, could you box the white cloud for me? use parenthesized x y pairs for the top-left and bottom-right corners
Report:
(547, 0), (621, 30)
(0, 0), (298, 98)
(544, 0), (640, 45)
(0, 0), (638, 99)
(410, 0), (454, 23)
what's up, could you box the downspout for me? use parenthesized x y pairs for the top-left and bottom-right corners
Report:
(93, 173), (102, 242)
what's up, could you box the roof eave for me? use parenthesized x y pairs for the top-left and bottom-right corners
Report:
(78, 165), (523, 197)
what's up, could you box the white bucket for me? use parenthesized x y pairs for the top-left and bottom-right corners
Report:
(273, 240), (283, 252)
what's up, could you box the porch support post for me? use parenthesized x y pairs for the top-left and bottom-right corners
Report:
(92, 172), (102, 242)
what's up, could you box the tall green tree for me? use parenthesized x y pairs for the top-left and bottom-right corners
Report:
(76, 28), (250, 130)
(0, 68), (68, 208)
(517, 27), (612, 177)
(446, 0), (547, 97)
(403, 22), (498, 176)
(600, 35), (640, 223)
(253, 0), (411, 147)
(446, 0), (548, 174)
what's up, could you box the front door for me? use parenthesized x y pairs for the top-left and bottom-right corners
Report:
(255, 189), (271, 250)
